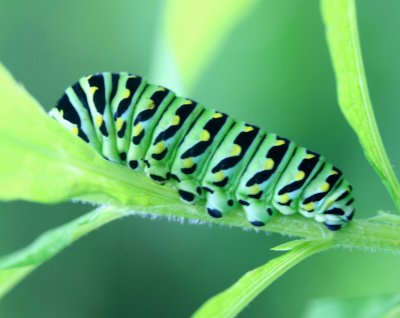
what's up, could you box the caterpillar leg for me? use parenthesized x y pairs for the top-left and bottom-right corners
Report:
(204, 188), (235, 218)
(239, 198), (275, 227)
(174, 179), (203, 203)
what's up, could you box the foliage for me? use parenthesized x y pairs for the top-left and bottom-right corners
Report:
(321, 0), (400, 211)
(193, 240), (330, 318)
(1, 0), (400, 316)
(303, 293), (400, 318)
(163, 0), (258, 90)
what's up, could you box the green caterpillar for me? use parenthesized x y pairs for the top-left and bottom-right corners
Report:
(49, 72), (355, 231)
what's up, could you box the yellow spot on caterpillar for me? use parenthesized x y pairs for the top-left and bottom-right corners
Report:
(305, 154), (315, 159)
(123, 89), (131, 99)
(171, 115), (180, 126)
(231, 144), (242, 156)
(213, 113), (223, 119)
(303, 202), (314, 211)
(183, 100), (192, 105)
(183, 158), (194, 168)
(90, 86), (98, 95)
(295, 171), (305, 181)
(133, 124), (143, 136)
(60, 109), (64, 117)
(116, 118), (124, 132)
(147, 100), (155, 110)
(128, 75), (136, 78)
(95, 115), (103, 127)
(200, 130), (210, 142)
(326, 198), (335, 206)
(275, 140), (285, 146)
(279, 193), (291, 204)
(264, 158), (274, 170)
(320, 182), (330, 192)
(330, 170), (339, 175)
(158, 87), (166, 91)
(71, 127), (79, 135)
(214, 170), (225, 182)
(249, 184), (260, 194)
(153, 142), (166, 154)
(244, 126), (254, 132)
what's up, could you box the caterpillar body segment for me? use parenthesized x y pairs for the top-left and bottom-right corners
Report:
(144, 97), (203, 181)
(236, 134), (297, 226)
(81, 73), (121, 162)
(50, 72), (355, 231)
(202, 122), (265, 219)
(49, 87), (102, 152)
(127, 84), (175, 171)
(109, 73), (147, 159)
(169, 109), (235, 203)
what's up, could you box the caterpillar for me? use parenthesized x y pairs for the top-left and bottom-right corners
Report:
(49, 72), (355, 231)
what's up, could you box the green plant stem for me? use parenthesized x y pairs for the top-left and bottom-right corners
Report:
(115, 205), (400, 255)
(0, 204), (399, 301)
(75, 169), (400, 255)
(192, 240), (331, 318)
(0, 206), (125, 298)
(321, 0), (400, 211)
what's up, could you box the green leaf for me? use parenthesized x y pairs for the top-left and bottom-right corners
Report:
(0, 63), (177, 206)
(163, 0), (258, 89)
(303, 293), (400, 318)
(193, 240), (331, 318)
(321, 0), (400, 211)
(271, 239), (308, 251)
(0, 267), (35, 300)
(0, 206), (125, 299)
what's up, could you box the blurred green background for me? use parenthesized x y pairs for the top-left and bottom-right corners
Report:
(1, 0), (400, 317)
